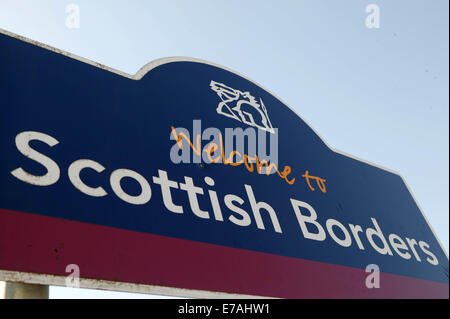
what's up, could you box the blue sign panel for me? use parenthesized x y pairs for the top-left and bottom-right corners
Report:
(0, 29), (448, 298)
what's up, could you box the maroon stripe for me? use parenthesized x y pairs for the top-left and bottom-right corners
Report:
(0, 208), (447, 298)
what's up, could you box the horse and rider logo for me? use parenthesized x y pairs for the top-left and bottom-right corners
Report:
(210, 80), (275, 134)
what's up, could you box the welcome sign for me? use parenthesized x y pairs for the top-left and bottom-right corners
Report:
(0, 29), (448, 298)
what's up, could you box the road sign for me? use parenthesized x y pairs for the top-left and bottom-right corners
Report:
(0, 29), (448, 298)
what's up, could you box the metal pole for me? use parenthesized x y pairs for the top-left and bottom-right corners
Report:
(2, 281), (49, 299)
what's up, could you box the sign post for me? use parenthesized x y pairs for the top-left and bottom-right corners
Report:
(3, 282), (48, 299)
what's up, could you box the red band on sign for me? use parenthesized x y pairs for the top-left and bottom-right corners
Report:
(0, 208), (447, 298)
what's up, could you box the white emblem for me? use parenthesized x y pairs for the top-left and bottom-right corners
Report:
(210, 80), (275, 134)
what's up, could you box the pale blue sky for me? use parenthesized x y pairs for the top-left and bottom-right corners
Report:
(0, 0), (448, 298)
